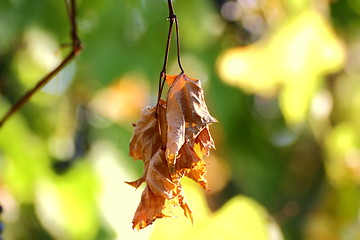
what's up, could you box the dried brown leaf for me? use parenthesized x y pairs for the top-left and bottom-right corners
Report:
(132, 150), (192, 230)
(195, 126), (215, 157)
(165, 73), (217, 169)
(173, 127), (215, 190)
(128, 73), (217, 230)
(132, 185), (170, 230)
(127, 100), (166, 188)
(129, 104), (159, 162)
(129, 99), (167, 161)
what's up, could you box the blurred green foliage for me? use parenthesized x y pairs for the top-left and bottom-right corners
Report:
(1, 0), (360, 239)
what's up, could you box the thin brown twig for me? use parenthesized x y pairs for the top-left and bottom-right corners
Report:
(167, 0), (183, 73)
(0, 0), (82, 128)
(155, 0), (184, 117)
(175, 18), (184, 73)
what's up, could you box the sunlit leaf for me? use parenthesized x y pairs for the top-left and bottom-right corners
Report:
(218, 10), (345, 124)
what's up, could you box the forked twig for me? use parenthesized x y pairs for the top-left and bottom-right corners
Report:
(155, 0), (184, 117)
(0, 0), (82, 128)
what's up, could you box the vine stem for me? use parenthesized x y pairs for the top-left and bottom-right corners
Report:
(0, 0), (82, 128)
(155, 0), (184, 118)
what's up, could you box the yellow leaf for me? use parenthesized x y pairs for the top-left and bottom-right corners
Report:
(218, 10), (345, 125)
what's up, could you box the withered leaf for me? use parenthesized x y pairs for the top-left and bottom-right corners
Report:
(195, 126), (215, 157)
(129, 99), (167, 162)
(147, 150), (176, 198)
(127, 100), (166, 188)
(129, 103), (159, 162)
(174, 126), (215, 190)
(132, 149), (192, 230)
(128, 73), (217, 230)
(165, 73), (217, 168)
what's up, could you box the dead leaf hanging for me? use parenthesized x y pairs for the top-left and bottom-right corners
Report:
(165, 73), (217, 170)
(130, 148), (193, 230)
(126, 100), (166, 189)
(127, 72), (217, 230)
(126, 0), (217, 230)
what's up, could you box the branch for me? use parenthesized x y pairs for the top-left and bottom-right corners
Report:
(155, 0), (184, 117)
(0, 0), (82, 128)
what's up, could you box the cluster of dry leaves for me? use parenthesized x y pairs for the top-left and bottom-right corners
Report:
(126, 73), (217, 230)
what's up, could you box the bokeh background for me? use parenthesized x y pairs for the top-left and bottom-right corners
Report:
(0, 0), (360, 239)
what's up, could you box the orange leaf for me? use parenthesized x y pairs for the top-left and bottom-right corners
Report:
(195, 126), (215, 157)
(173, 127), (215, 190)
(165, 74), (178, 86)
(185, 156), (208, 190)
